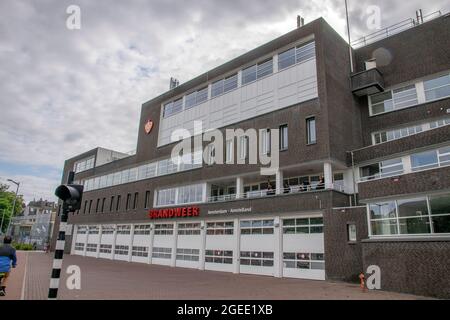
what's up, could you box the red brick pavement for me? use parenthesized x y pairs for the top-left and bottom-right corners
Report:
(10, 252), (432, 300)
(1, 251), (27, 300)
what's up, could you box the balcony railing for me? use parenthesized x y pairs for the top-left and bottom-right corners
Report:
(351, 68), (385, 96)
(207, 183), (346, 203)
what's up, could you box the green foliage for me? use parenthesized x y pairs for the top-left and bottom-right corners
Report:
(0, 183), (25, 233)
(12, 242), (34, 251)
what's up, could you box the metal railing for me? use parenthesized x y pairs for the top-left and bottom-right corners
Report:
(207, 183), (346, 203)
(351, 11), (442, 48)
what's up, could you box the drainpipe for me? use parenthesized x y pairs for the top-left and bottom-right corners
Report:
(350, 151), (357, 206)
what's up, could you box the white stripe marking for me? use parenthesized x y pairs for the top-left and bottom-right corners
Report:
(50, 278), (60, 289)
(52, 259), (63, 269)
(56, 240), (65, 250)
(20, 252), (29, 300)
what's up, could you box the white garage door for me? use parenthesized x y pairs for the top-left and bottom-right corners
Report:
(205, 221), (235, 273)
(176, 222), (202, 269)
(99, 225), (114, 259)
(85, 226), (100, 257)
(74, 225), (87, 256)
(114, 225), (131, 261)
(239, 219), (275, 276)
(282, 216), (325, 280)
(131, 224), (151, 263)
(152, 223), (174, 266)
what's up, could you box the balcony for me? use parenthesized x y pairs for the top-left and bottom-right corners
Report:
(351, 68), (385, 97)
(207, 183), (346, 203)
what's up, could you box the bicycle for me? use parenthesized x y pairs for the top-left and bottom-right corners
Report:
(0, 272), (5, 296)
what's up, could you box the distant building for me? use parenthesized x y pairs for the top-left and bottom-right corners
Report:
(10, 199), (57, 249)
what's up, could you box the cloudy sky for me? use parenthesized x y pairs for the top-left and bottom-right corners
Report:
(0, 0), (448, 203)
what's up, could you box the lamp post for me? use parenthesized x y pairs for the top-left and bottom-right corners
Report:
(6, 179), (20, 236)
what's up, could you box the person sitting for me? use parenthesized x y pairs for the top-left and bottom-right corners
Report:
(316, 176), (325, 190)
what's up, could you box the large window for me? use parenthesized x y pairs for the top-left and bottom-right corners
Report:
(241, 59), (273, 85)
(185, 87), (208, 109)
(156, 187), (177, 206)
(369, 84), (418, 115)
(74, 156), (95, 173)
(306, 117), (316, 144)
(360, 158), (404, 181)
(205, 250), (233, 264)
(411, 147), (450, 171)
(163, 98), (183, 118)
(240, 219), (274, 235)
(282, 217), (323, 234)
(368, 194), (450, 236)
(260, 129), (271, 155)
(206, 221), (234, 235)
(211, 73), (238, 97)
(177, 184), (203, 205)
(283, 252), (324, 270)
(278, 41), (316, 70)
(424, 73), (450, 102)
(240, 251), (274, 267)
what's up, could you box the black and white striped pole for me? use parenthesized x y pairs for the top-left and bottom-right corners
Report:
(48, 171), (83, 300)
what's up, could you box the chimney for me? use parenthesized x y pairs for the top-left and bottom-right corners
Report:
(169, 77), (179, 90)
(416, 9), (424, 25)
(297, 15), (304, 28)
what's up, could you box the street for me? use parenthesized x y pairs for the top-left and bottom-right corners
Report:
(1, 251), (432, 300)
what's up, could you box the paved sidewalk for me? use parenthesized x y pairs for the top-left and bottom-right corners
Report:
(7, 252), (433, 300)
(1, 251), (27, 300)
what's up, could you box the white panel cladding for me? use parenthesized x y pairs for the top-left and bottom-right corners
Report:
(158, 58), (318, 146)
(175, 235), (202, 269)
(205, 235), (235, 273)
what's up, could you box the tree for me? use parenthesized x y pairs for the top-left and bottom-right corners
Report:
(0, 183), (25, 233)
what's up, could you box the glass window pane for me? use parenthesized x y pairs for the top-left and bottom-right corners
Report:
(211, 79), (224, 97)
(432, 215), (450, 233)
(369, 201), (397, 219)
(397, 198), (428, 218)
(411, 150), (438, 171)
(429, 194), (450, 215)
(371, 219), (398, 235)
(257, 59), (273, 79)
(242, 65), (257, 85)
(223, 74), (238, 93)
(278, 48), (295, 70)
(398, 217), (431, 234)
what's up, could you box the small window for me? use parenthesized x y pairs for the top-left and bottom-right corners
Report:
(101, 198), (106, 213)
(126, 193), (132, 211)
(88, 200), (92, 214)
(279, 124), (288, 150)
(306, 117), (316, 144)
(83, 200), (88, 214)
(116, 195), (121, 212)
(260, 129), (271, 155)
(144, 191), (150, 209)
(133, 192), (139, 210)
(109, 196), (115, 212)
(239, 136), (248, 160)
(226, 139), (233, 163)
(347, 224), (357, 242)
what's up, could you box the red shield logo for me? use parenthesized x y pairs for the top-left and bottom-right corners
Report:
(144, 119), (153, 134)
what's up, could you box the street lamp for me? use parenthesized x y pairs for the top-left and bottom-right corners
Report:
(5, 179), (20, 236)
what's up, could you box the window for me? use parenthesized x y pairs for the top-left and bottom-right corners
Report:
(126, 193), (132, 211)
(114, 245), (129, 256)
(144, 191), (150, 209)
(73, 156), (95, 173)
(211, 73), (238, 97)
(132, 246), (148, 257)
(206, 144), (215, 165)
(225, 139), (233, 163)
(88, 200), (93, 214)
(116, 195), (121, 212)
(83, 200), (87, 214)
(109, 196), (114, 212)
(99, 244), (112, 254)
(206, 221), (234, 235)
(75, 243), (84, 251)
(367, 195), (450, 236)
(373, 124), (423, 145)
(138, 163), (157, 180)
(176, 248), (200, 261)
(239, 136), (248, 160)
(282, 217), (323, 234)
(95, 199), (100, 213)
(77, 226), (87, 234)
(134, 224), (150, 235)
(133, 192), (139, 210)
(154, 223), (174, 235)
(424, 74), (450, 102)
(241, 59), (273, 85)
(240, 251), (274, 267)
(101, 198), (106, 213)
(152, 247), (172, 259)
(86, 244), (97, 252)
(260, 129), (271, 155)
(283, 252), (324, 270)
(369, 84), (418, 115)
(156, 188), (177, 206)
(163, 98), (183, 118)
(88, 226), (99, 234)
(101, 225), (114, 234)
(306, 117), (316, 144)
(278, 41), (316, 70)
(429, 193), (450, 233)
(116, 225), (131, 235)
(411, 150), (438, 171)
(279, 124), (288, 150)
(178, 223), (201, 235)
(205, 250), (233, 264)
(360, 158), (403, 181)
(177, 184), (203, 205)
(185, 87), (208, 109)
(348, 224), (357, 242)
(240, 219), (274, 235)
